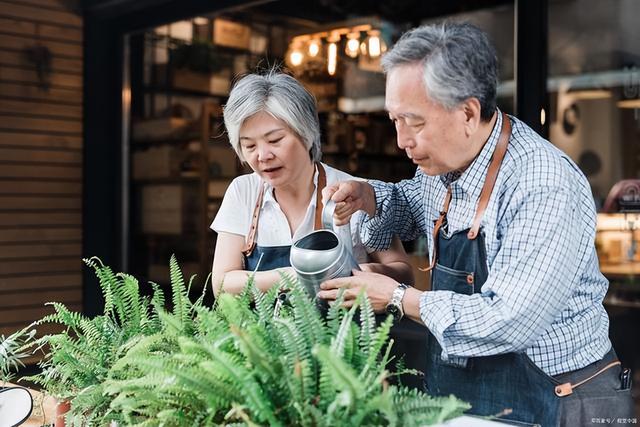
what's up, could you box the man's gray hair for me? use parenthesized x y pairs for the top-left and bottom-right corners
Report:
(223, 70), (322, 163)
(381, 21), (498, 121)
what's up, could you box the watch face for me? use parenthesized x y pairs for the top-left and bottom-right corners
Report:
(385, 304), (401, 321)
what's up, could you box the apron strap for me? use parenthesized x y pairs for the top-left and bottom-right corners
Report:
(314, 163), (327, 230)
(241, 180), (266, 257)
(467, 112), (511, 239)
(242, 162), (326, 257)
(554, 360), (621, 397)
(421, 187), (452, 272)
(420, 112), (511, 270)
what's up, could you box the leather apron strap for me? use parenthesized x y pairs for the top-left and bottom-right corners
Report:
(468, 112), (511, 240)
(314, 163), (327, 230)
(422, 112), (511, 271)
(242, 163), (327, 257)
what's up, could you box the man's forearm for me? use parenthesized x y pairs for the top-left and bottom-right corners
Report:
(402, 287), (425, 325)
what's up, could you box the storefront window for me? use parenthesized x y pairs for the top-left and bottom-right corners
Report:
(548, 0), (640, 207)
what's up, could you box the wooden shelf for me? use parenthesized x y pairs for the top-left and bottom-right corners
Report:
(143, 85), (226, 99)
(133, 176), (200, 184)
(600, 262), (640, 277)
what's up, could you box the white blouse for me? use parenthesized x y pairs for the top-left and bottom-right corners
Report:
(211, 162), (369, 263)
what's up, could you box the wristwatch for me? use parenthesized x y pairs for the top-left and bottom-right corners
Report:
(385, 283), (409, 321)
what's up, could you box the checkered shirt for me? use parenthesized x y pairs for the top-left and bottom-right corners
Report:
(362, 111), (612, 375)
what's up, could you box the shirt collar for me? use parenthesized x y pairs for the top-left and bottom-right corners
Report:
(442, 109), (504, 202)
(262, 163), (320, 207)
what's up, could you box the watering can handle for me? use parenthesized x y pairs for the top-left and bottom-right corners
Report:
(322, 199), (355, 256)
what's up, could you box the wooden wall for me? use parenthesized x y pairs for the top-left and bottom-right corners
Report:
(0, 0), (83, 338)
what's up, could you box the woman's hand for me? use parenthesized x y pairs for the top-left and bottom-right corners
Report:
(317, 269), (398, 312)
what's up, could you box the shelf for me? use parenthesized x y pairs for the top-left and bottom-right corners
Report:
(132, 136), (200, 146)
(135, 231), (201, 239)
(144, 85), (227, 99)
(133, 176), (201, 184)
(209, 179), (232, 198)
(322, 151), (407, 160)
(359, 152), (407, 160)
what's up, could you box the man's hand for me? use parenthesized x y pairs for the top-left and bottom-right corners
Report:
(322, 180), (377, 226)
(317, 270), (397, 312)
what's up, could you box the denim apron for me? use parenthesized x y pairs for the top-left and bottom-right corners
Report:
(241, 163), (326, 272)
(424, 113), (634, 427)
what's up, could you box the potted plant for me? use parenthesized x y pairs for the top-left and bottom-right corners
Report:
(25, 255), (202, 426)
(103, 276), (470, 426)
(15, 256), (469, 426)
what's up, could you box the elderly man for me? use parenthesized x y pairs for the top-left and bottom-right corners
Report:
(319, 22), (634, 426)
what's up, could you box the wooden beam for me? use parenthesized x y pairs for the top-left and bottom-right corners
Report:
(0, 196), (81, 210)
(0, 34), (82, 59)
(0, 116), (82, 134)
(0, 99), (82, 119)
(0, 257), (81, 275)
(0, 272), (81, 292)
(0, 180), (81, 194)
(0, 212), (82, 226)
(0, 287), (81, 308)
(0, 164), (81, 179)
(0, 243), (81, 259)
(0, 131), (82, 149)
(0, 17), (82, 43)
(0, 66), (82, 89)
(0, 82), (81, 104)
(0, 50), (82, 73)
(4, 0), (81, 13)
(0, 147), (82, 163)
(0, 227), (81, 243)
(0, 1), (82, 28)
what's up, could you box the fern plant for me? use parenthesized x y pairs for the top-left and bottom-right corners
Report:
(25, 255), (202, 427)
(103, 275), (470, 426)
(0, 325), (36, 384)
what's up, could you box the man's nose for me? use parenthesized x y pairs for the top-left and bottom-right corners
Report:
(396, 123), (414, 149)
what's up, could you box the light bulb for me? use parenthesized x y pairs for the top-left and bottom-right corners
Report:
(308, 39), (321, 57)
(367, 30), (382, 58)
(345, 32), (360, 58)
(328, 42), (337, 75)
(290, 50), (304, 67)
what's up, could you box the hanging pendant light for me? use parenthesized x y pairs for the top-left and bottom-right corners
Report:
(327, 41), (338, 75)
(308, 38), (321, 57)
(345, 32), (360, 58)
(327, 31), (340, 76)
(286, 39), (305, 68)
(366, 29), (385, 58)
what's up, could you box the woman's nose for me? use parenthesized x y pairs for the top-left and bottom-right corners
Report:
(257, 144), (274, 161)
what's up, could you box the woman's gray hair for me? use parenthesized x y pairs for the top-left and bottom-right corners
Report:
(381, 21), (498, 121)
(223, 70), (322, 163)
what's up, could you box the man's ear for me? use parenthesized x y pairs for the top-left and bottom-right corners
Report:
(461, 98), (482, 137)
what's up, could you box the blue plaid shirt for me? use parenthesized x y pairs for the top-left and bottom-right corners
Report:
(363, 111), (612, 376)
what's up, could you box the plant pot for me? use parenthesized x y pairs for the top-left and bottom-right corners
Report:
(55, 400), (71, 427)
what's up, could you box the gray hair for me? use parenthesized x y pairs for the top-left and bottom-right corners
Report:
(223, 71), (322, 163)
(381, 21), (498, 121)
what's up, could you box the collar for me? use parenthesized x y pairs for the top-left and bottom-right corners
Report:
(262, 163), (320, 208)
(441, 109), (504, 202)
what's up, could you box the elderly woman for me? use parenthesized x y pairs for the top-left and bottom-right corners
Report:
(211, 71), (413, 296)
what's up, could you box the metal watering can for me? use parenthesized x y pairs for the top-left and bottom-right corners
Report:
(289, 199), (360, 299)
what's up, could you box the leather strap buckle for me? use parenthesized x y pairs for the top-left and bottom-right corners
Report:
(554, 360), (621, 397)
